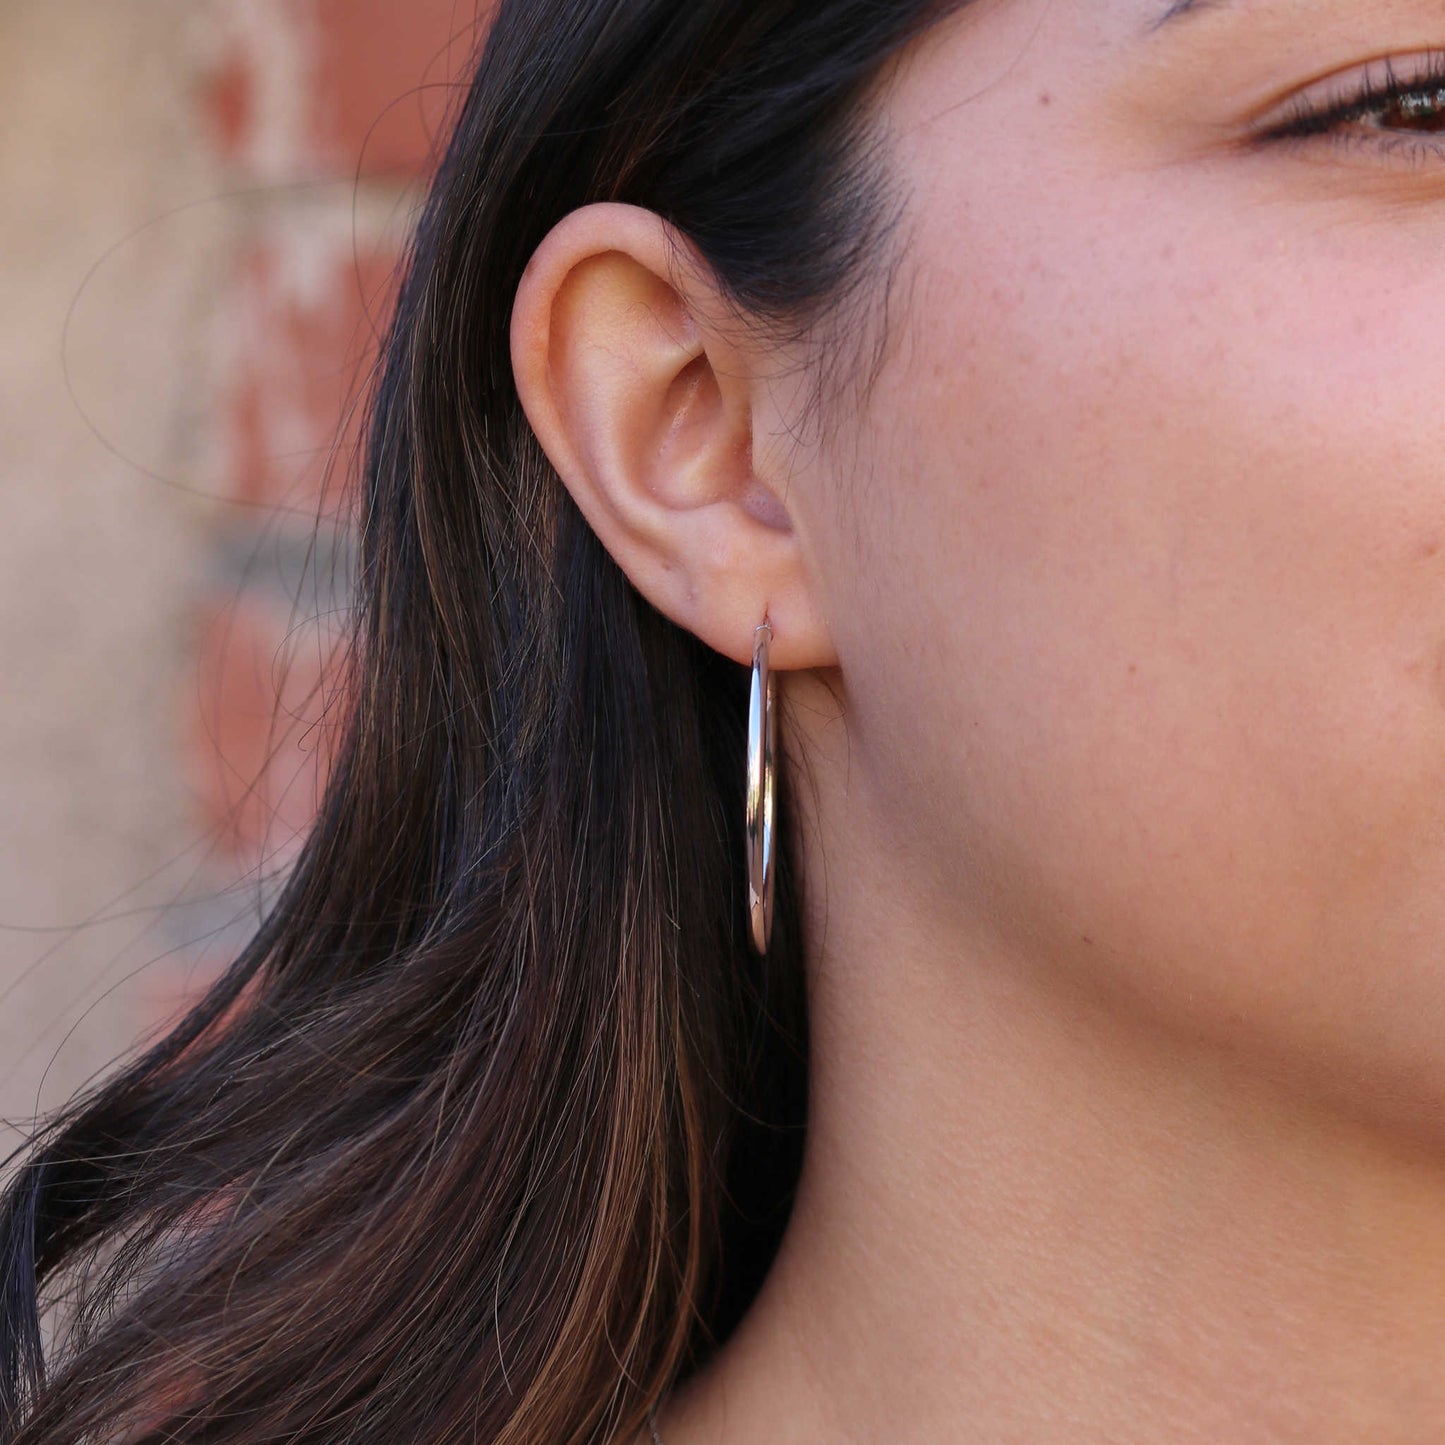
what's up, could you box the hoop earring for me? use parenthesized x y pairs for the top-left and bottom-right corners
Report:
(746, 618), (777, 955)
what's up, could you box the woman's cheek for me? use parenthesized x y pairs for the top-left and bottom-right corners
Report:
(854, 211), (1445, 1089)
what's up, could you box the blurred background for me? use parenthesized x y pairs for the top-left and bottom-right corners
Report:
(0, 0), (482, 1144)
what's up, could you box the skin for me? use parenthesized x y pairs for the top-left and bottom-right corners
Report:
(511, 0), (1445, 1438)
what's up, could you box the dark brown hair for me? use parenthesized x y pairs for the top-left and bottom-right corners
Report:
(1, 1), (959, 1440)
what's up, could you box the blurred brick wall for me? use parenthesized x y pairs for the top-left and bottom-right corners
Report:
(0, 1), (482, 1141)
(182, 0), (478, 972)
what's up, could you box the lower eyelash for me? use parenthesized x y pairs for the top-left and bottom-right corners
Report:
(1323, 130), (1445, 169)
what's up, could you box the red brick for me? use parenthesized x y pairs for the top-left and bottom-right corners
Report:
(186, 591), (349, 869)
(206, 46), (254, 164)
(222, 237), (402, 519)
(308, 0), (485, 178)
(203, 1), (487, 180)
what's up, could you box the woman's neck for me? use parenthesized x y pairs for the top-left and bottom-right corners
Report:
(659, 847), (1445, 1444)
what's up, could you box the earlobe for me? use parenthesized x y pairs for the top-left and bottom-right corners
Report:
(509, 202), (838, 671)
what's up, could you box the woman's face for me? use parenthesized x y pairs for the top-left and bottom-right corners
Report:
(774, 0), (1445, 1134)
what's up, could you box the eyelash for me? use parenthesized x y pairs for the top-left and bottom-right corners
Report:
(1260, 52), (1445, 167)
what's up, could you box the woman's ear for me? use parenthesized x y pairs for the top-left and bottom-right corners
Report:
(509, 202), (837, 671)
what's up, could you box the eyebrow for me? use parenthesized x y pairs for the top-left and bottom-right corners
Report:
(1147, 0), (1235, 33)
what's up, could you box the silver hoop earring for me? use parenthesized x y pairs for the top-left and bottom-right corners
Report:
(746, 618), (777, 955)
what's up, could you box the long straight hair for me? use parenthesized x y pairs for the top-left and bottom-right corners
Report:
(1, 2), (958, 1440)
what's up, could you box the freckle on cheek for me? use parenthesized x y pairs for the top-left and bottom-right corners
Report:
(1038, 91), (1051, 106)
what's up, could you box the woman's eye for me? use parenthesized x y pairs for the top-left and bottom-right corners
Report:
(1261, 54), (1445, 165)
(1316, 83), (1445, 138)
(1359, 86), (1445, 132)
